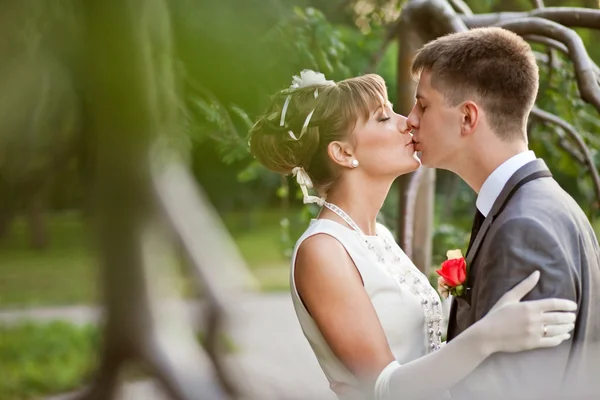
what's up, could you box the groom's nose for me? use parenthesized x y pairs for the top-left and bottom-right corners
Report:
(406, 105), (419, 131)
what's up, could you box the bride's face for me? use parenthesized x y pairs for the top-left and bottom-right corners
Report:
(351, 100), (421, 178)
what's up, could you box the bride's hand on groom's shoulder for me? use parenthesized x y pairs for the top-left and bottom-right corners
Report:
(476, 270), (577, 355)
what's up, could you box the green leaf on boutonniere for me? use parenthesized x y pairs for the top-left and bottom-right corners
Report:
(451, 284), (465, 297)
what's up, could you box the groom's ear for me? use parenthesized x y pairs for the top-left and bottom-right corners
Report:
(460, 101), (479, 137)
(328, 140), (355, 169)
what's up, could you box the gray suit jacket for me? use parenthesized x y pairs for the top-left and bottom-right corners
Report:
(447, 159), (600, 399)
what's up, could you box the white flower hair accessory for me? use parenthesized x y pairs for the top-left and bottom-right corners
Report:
(290, 70), (335, 90)
(280, 70), (336, 141)
(292, 166), (325, 206)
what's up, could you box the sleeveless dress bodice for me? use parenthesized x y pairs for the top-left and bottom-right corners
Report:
(290, 219), (443, 392)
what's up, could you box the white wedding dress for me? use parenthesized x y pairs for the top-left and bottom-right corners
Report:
(290, 218), (444, 397)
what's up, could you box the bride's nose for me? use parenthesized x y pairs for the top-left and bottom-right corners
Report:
(397, 114), (411, 134)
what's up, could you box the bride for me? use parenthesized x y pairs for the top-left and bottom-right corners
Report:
(248, 70), (576, 399)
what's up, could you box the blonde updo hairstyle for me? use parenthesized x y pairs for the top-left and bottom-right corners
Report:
(249, 74), (388, 196)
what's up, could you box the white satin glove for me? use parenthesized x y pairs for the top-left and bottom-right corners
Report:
(476, 270), (576, 354)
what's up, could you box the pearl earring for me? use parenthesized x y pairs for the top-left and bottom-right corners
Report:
(351, 159), (359, 168)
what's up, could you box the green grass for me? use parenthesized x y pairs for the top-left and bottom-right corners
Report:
(0, 321), (98, 400)
(0, 213), (99, 307)
(0, 209), (294, 308)
(0, 321), (237, 400)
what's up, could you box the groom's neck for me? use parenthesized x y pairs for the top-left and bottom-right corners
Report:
(451, 139), (529, 194)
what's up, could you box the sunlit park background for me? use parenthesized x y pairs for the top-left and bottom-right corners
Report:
(1, 0), (600, 399)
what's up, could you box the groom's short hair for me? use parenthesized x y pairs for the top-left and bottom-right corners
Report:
(411, 27), (538, 141)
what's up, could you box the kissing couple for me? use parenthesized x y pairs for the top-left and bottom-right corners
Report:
(249, 27), (600, 399)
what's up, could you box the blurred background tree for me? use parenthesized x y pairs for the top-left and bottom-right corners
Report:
(0, 1), (599, 396)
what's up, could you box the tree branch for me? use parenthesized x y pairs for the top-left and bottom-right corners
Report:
(151, 159), (262, 398)
(530, 106), (600, 205)
(399, 0), (467, 41)
(557, 134), (585, 163)
(525, 34), (569, 54)
(462, 7), (600, 29)
(545, 44), (557, 93)
(495, 17), (600, 113)
(448, 0), (472, 16)
(526, 0), (559, 97)
(524, 34), (600, 84)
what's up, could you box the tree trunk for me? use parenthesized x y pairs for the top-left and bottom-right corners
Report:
(412, 167), (436, 275)
(396, 19), (422, 254)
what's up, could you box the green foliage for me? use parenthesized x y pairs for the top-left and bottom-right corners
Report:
(0, 321), (98, 400)
(263, 7), (351, 79)
(531, 50), (600, 217)
(183, 76), (253, 165)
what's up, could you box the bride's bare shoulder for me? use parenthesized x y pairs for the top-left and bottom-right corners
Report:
(294, 232), (362, 289)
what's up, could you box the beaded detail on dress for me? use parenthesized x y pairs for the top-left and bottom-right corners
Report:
(323, 201), (444, 352)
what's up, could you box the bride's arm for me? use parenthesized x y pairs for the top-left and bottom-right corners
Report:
(375, 320), (488, 399)
(377, 271), (575, 400)
(295, 235), (576, 400)
(295, 234), (396, 384)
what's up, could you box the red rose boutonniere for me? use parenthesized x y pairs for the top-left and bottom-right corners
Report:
(436, 249), (467, 299)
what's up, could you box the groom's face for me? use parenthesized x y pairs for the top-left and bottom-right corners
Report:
(406, 71), (462, 169)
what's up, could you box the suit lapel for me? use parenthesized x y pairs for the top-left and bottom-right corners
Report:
(465, 159), (551, 265)
(447, 159), (552, 340)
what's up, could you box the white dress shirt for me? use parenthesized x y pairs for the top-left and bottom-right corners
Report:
(476, 150), (537, 217)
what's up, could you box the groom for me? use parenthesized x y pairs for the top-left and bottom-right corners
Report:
(407, 27), (600, 399)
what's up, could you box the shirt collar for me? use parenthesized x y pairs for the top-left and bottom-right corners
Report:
(476, 150), (536, 217)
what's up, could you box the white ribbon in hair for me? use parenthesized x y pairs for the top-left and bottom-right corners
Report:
(281, 69), (334, 141)
(292, 166), (325, 206)
(282, 88), (320, 141)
